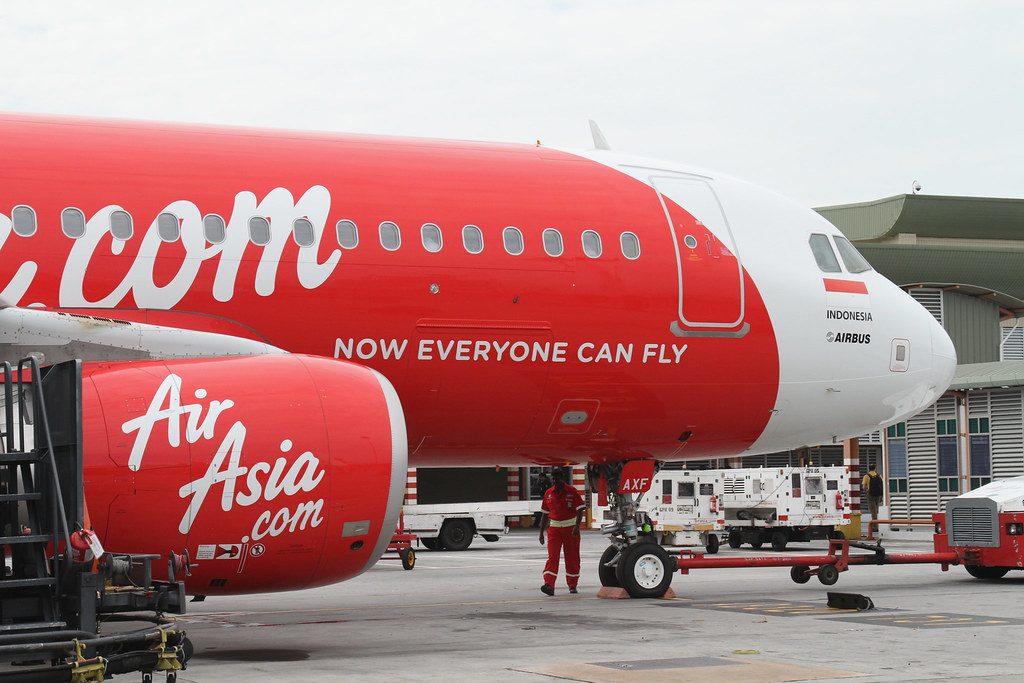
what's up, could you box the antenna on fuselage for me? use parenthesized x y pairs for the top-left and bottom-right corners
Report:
(589, 120), (611, 150)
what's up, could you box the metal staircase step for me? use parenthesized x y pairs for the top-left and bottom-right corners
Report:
(0, 577), (56, 589)
(0, 534), (52, 545)
(0, 451), (44, 463)
(0, 492), (42, 502)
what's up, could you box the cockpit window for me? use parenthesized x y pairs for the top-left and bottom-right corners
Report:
(808, 233), (841, 273)
(834, 235), (873, 273)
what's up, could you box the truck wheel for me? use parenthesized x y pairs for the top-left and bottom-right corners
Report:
(599, 545), (621, 587)
(420, 538), (437, 551)
(705, 533), (720, 555)
(966, 565), (1009, 580)
(790, 565), (811, 584)
(400, 547), (416, 570)
(440, 520), (473, 551)
(616, 543), (674, 598)
(770, 530), (788, 552)
(727, 530), (742, 549)
(828, 528), (846, 540)
(749, 539), (763, 550)
(817, 563), (839, 585)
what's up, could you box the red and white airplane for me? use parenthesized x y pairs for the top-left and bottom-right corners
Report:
(0, 113), (955, 596)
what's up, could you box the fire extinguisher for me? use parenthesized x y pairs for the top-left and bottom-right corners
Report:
(836, 492), (843, 510)
(70, 527), (102, 564)
(710, 495), (718, 513)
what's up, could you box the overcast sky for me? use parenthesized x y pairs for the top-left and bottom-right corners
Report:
(1, 1), (1020, 208)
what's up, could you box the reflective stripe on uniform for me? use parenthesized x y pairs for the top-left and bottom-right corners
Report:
(549, 518), (577, 528)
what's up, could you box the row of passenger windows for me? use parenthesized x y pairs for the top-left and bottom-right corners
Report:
(8, 205), (643, 260)
(808, 233), (872, 274)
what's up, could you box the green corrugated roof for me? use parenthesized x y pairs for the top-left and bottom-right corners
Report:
(951, 360), (1024, 390)
(816, 194), (1024, 242)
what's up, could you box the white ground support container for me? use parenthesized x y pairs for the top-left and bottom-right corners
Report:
(591, 469), (726, 553)
(722, 466), (851, 550)
(403, 500), (541, 551)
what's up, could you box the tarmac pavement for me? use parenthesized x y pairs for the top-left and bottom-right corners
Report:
(171, 528), (1024, 683)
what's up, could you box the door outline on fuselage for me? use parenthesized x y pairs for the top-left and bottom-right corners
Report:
(648, 173), (749, 339)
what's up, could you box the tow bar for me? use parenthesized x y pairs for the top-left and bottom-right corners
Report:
(674, 538), (966, 585)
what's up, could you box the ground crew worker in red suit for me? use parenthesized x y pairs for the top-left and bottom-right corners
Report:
(538, 468), (586, 595)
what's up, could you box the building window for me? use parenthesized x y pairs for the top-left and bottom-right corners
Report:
(336, 220), (358, 249)
(462, 225), (483, 254)
(203, 214), (226, 244)
(581, 230), (602, 258)
(542, 228), (563, 257)
(809, 233), (841, 273)
(936, 418), (958, 493)
(11, 205), (37, 237)
(157, 212), (180, 242)
(379, 221), (401, 251)
(887, 422), (908, 493)
(421, 223), (442, 253)
(620, 231), (641, 260)
(292, 218), (315, 247)
(61, 208), (86, 239)
(969, 417), (992, 490)
(503, 227), (524, 255)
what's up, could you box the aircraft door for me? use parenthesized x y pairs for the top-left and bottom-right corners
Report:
(650, 175), (748, 338)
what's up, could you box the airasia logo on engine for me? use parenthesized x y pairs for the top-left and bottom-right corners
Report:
(121, 374), (325, 540)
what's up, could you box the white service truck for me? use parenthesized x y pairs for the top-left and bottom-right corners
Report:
(592, 469), (726, 553)
(722, 466), (850, 550)
(403, 500), (541, 550)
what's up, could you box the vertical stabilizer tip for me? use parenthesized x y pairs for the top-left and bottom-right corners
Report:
(589, 120), (611, 150)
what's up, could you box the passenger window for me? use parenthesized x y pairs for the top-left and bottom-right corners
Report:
(620, 231), (640, 260)
(61, 208), (86, 239)
(581, 230), (602, 258)
(248, 216), (271, 246)
(11, 205), (36, 237)
(462, 225), (483, 254)
(543, 229), (563, 257)
(110, 210), (133, 240)
(809, 233), (841, 273)
(157, 212), (180, 242)
(336, 219), (358, 249)
(203, 214), (226, 244)
(421, 223), (442, 253)
(379, 221), (401, 251)
(292, 218), (315, 247)
(503, 227), (524, 255)
(833, 235), (873, 273)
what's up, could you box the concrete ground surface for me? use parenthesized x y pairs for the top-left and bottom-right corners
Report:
(167, 529), (1024, 683)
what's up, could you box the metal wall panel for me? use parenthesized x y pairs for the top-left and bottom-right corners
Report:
(944, 291), (1000, 363)
(991, 389), (1024, 478)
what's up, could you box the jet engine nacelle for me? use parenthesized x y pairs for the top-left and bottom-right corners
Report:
(82, 354), (407, 595)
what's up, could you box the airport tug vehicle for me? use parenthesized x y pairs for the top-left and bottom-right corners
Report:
(673, 476), (1024, 587)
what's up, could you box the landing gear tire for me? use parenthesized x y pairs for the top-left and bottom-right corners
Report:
(439, 520), (473, 551)
(817, 563), (839, 586)
(966, 565), (1010, 580)
(616, 543), (675, 598)
(400, 547), (416, 570)
(727, 530), (742, 549)
(790, 565), (811, 584)
(770, 530), (788, 552)
(705, 533), (720, 555)
(599, 545), (621, 587)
